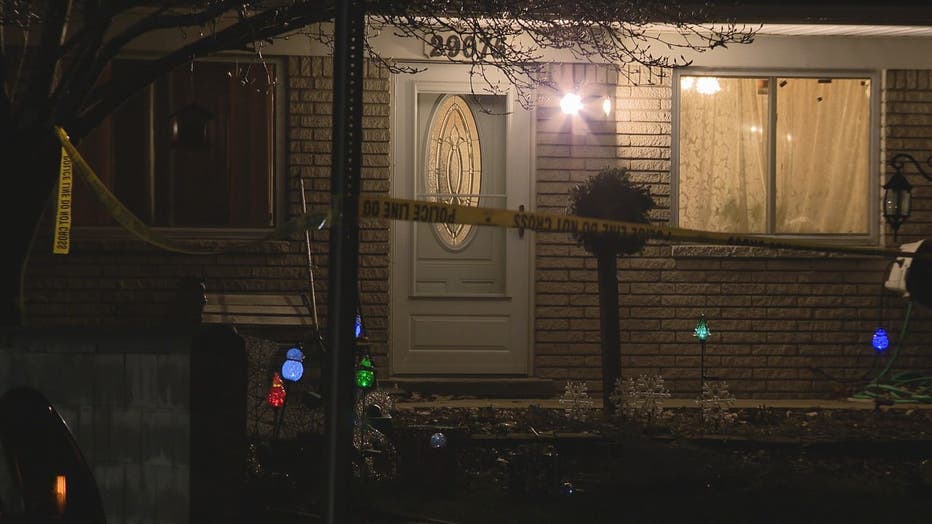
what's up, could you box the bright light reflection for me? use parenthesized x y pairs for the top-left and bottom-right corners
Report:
(695, 77), (721, 95)
(54, 475), (67, 514)
(680, 77), (695, 90)
(602, 97), (612, 116)
(560, 93), (583, 115)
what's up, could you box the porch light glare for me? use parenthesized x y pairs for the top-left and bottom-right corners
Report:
(872, 328), (890, 352)
(560, 93), (583, 115)
(681, 76), (720, 95)
(696, 77), (721, 95)
(602, 97), (612, 116)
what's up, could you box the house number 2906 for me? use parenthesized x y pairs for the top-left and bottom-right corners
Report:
(425, 33), (506, 60)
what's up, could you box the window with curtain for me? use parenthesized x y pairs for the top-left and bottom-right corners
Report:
(75, 58), (277, 229)
(677, 74), (872, 236)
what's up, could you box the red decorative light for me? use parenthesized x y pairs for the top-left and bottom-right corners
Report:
(266, 372), (286, 408)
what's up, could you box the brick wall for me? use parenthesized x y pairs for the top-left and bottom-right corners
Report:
(286, 56), (391, 368)
(534, 65), (932, 399)
(24, 55), (392, 367)
(21, 56), (932, 401)
(884, 70), (932, 246)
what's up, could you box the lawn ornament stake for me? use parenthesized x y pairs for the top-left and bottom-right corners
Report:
(694, 314), (711, 423)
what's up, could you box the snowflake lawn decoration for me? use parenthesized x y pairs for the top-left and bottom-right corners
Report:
(611, 375), (671, 426)
(696, 380), (738, 432)
(559, 381), (594, 422)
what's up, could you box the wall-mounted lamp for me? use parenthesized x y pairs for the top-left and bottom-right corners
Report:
(601, 97), (613, 117)
(560, 93), (584, 115)
(169, 103), (214, 150)
(559, 91), (613, 118)
(884, 153), (932, 241)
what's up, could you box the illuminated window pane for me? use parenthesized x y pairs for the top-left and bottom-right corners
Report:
(678, 74), (872, 236)
(425, 95), (482, 249)
(775, 78), (870, 234)
(678, 76), (768, 234)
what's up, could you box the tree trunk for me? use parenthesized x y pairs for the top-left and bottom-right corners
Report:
(0, 128), (63, 327)
(596, 251), (621, 413)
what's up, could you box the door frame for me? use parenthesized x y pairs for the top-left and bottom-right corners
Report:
(389, 62), (536, 376)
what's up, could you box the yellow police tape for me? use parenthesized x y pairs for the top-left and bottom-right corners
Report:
(52, 146), (74, 255)
(54, 126), (328, 255)
(56, 125), (913, 260)
(359, 195), (914, 259)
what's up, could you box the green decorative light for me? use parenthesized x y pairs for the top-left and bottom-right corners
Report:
(693, 314), (710, 342)
(355, 356), (375, 389)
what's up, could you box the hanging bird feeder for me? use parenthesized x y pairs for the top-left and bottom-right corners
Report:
(168, 103), (214, 150)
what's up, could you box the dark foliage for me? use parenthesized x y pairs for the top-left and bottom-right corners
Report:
(567, 167), (655, 256)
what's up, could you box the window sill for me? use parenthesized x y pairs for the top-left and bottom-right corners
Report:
(50, 227), (292, 254)
(670, 243), (880, 259)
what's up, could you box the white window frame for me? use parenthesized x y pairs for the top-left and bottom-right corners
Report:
(671, 68), (880, 245)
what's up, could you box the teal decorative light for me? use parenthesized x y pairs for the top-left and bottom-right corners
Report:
(693, 314), (710, 342)
(694, 314), (710, 418)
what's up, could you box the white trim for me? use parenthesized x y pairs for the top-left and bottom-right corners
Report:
(754, 24), (932, 37)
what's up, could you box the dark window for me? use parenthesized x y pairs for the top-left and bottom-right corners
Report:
(75, 59), (276, 229)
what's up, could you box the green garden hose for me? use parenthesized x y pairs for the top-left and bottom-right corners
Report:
(851, 302), (932, 403)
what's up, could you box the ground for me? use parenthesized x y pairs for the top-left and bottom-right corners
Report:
(247, 396), (932, 523)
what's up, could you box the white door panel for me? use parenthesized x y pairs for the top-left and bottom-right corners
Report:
(391, 64), (533, 374)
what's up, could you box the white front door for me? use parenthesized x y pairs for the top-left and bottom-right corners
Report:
(391, 63), (533, 374)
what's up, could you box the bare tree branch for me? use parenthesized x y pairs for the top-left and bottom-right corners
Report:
(9, 19), (28, 105)
(0, 49), (9, 127)
(20, 0), (71, 126)
(53, 2), (247, 122)
(57, 1), (152, 55)
(0, 2), (6, 101)
(71, 2), (336, 138)
(368, 0), (755, 108)
(0, 0), (754, 134)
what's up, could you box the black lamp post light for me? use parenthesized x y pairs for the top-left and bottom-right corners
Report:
(884, 153), (932, 241)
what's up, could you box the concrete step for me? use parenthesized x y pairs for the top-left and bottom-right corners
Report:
(382, 377), (557, 398)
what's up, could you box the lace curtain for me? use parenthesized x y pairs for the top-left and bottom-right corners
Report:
(679, 77), (769, 233)
(678, 76), (870, 235)
(775, 78), (870, 234)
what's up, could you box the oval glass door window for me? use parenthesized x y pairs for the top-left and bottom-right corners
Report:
(425, 95), (482, 250)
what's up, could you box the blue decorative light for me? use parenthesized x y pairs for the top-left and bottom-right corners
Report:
(872, 328), (890, 352)
(281, 346), (305, 382)
(429, 432), (447, 449)
(354, 312), (365, 339)
(560, 481), (575, 496)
